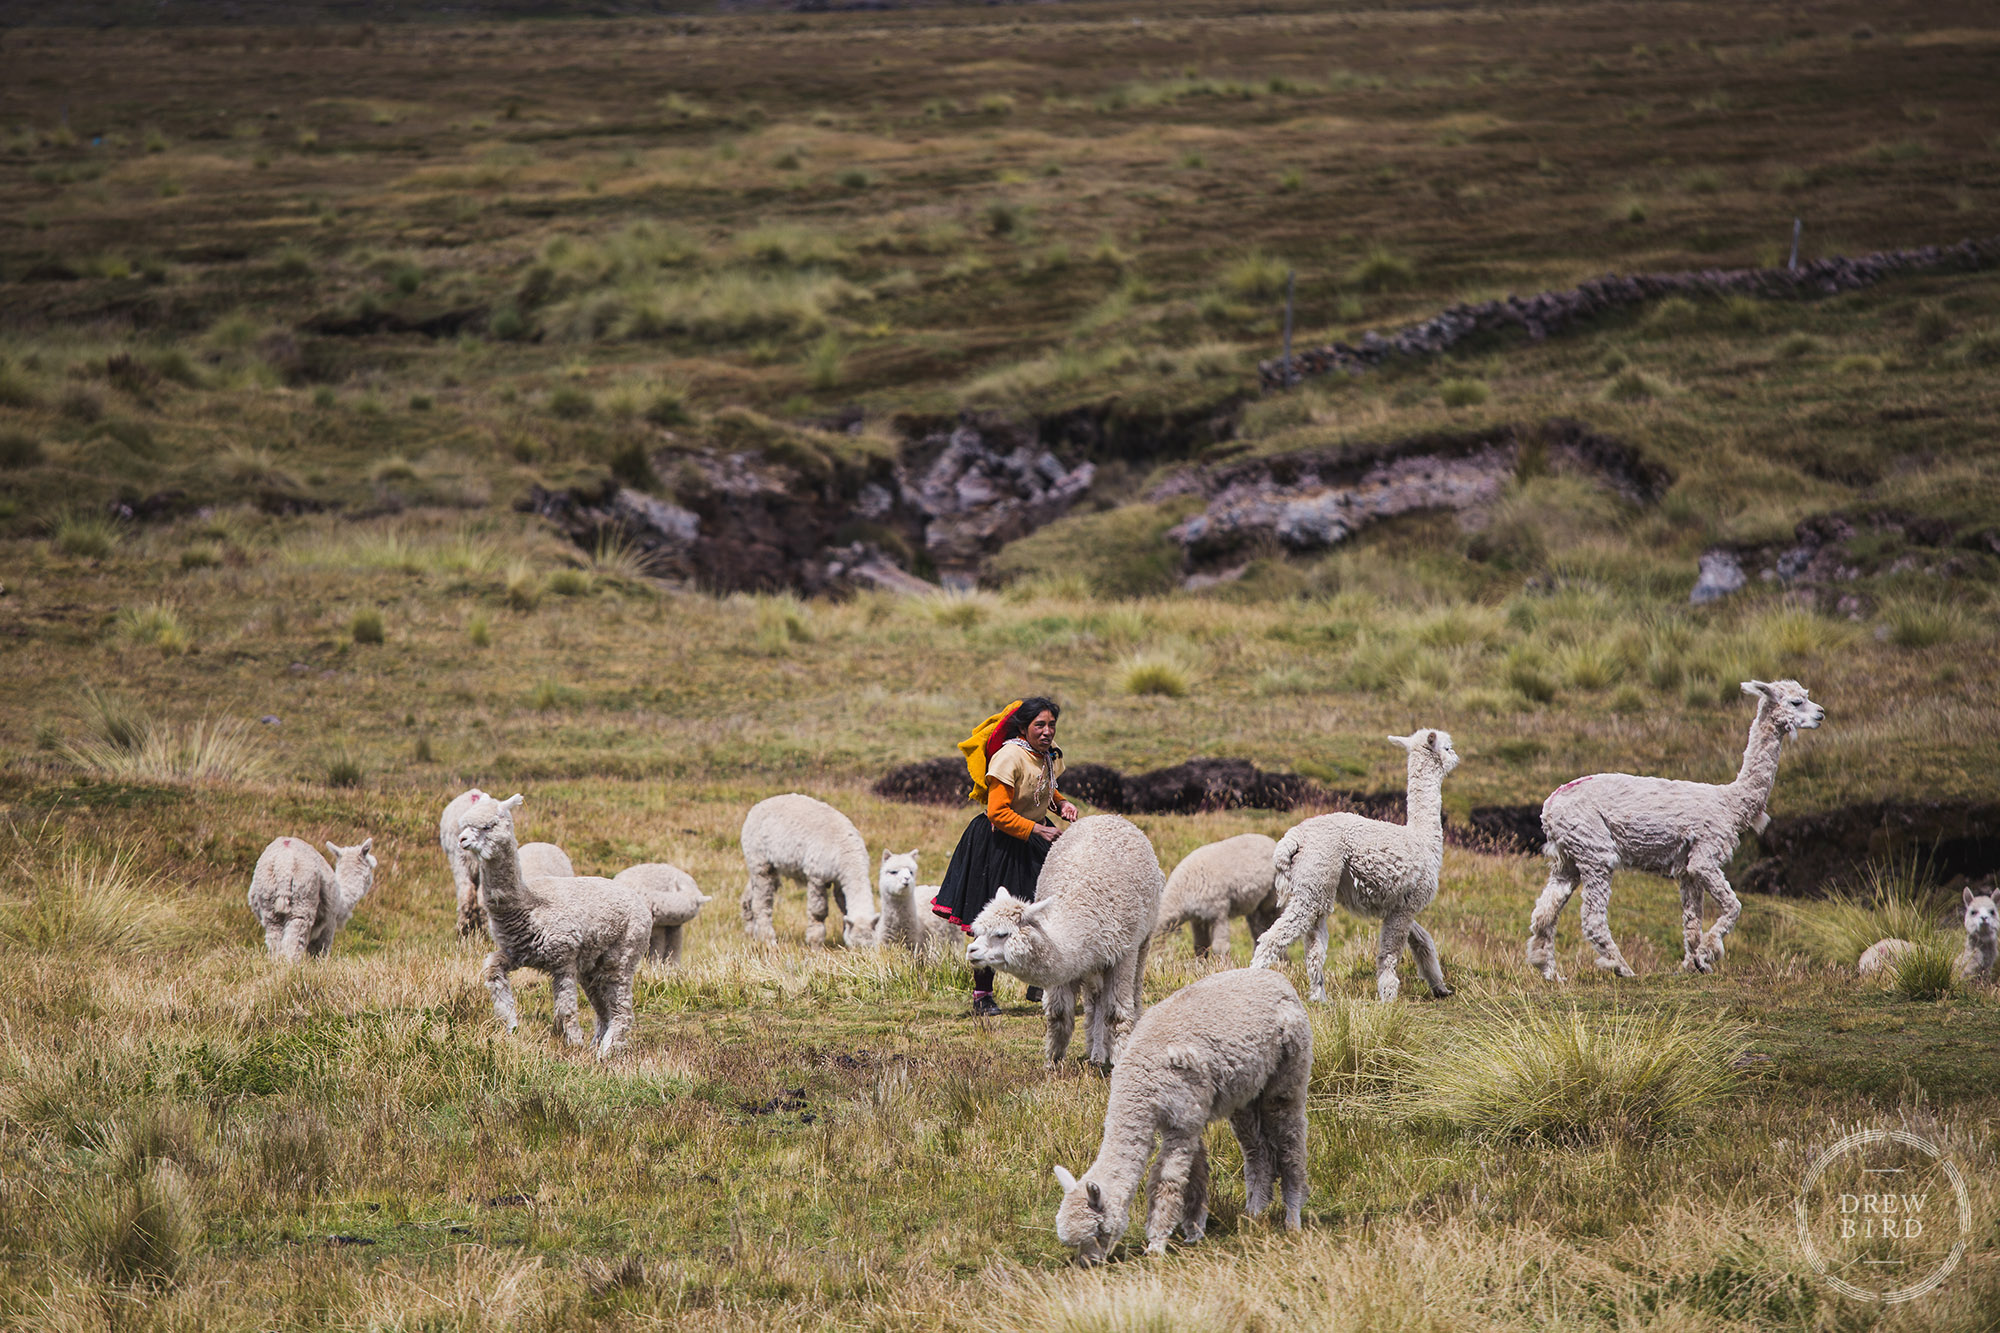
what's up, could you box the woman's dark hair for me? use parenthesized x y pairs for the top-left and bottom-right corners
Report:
(1005, 696), (1061, 739)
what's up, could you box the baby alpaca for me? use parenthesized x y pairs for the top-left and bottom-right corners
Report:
(1251, 731), (1459, 1002)
(966, 815), (1164, 1068)
(739, 794), (879, 948)
(1052, 967), (1311, 1265)
(440, 787), (574, 936)
(613, 863), (711, 964)
(1154, 833), (1282, 960)
(876, 850), (957, 956)
(248, 835), (375, 962)
(457, 794), (651, 1057)
(1527, 680), (1824, 981)
(1858, 888), (1999, 983)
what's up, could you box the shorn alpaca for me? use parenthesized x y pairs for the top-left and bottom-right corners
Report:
(738, 794), (879, 948)
(248, 835), (374, 961)
(1250, 731), (1459, 1002)
(1051, 967), (1311, 1265)
(1858, 888), (1998, 983)
(965, 814), (1164, 1068)
(455, 793), (651, 1056)
(1527, 679), (1825, 981)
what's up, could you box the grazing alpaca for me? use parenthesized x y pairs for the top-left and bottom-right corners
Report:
(1051, 967), (1311, 1265)
(1153, 833), (1282, 961)
(1250, 731), (1458, 1002)
(1526, 679), (1824, 981)
(738, 794), (879, 948)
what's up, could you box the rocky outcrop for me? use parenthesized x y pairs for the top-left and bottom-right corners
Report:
(895, 420), (1095, 587)
(1157, 419), (1669, 575)
(1261, 234), (2000, 389)
(1691, 510), (1992, 609)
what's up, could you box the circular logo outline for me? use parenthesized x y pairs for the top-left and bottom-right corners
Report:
(1794, 1128), (1972, 1303)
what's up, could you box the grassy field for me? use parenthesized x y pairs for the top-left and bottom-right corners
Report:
(2, 1), (1999, 1329)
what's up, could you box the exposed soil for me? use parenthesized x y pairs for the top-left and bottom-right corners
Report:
(1745, 800), (2000, 898)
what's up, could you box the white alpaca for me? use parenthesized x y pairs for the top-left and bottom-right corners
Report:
(613, 863), (711, 964)
(1154, 833), (1282, 960)
(455, 793), (651, 1056)
(1251, 731), (1459, 1002)
(1857, 888), (1999, 983)
(440, 786), (574, 936)
(875, 850), (957, 956)
(965, 814), (1164, 1068)
(247, 835), (375, 962)
(1051, 967), (1311, 1265)
(1527, 680), (1824, 981)
(738, 793), (879, 948)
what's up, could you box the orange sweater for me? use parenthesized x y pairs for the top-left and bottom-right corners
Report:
(987, 779), (1072, 840)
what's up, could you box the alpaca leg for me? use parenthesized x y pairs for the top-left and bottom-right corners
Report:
(482, 952), (519, 1032)
(1144, 1137), (1200, 1255)
(741, 862), (778, 945)
(1306, 914), (1330, 1002)
(1251, 880), (1329, 976)
(805, 877), (830, 948)
(1043, 982), (1077, 1067)
(1691, 863), (1741, 971)
(551, 966), (586, 1046)
(1084, 969), (1115, 1068)
(277, 915), (312, 963)
(658, 924), (683, 965)
(1248, 897), (1279, 944)
(1270, 1100), (1308, 1231)
(453, 858), (484, 938)
(1576, 863), (1635, 978)
(263, 920), (287, 958)
(1408, 921), (1452, 998)
(1181, 1138), (1210, 1243)
(1373, 912), (1414, 1002)
(1209, 914), (1231, 961)
(1676, 875), (1710, 973)
(1189, 917), (1213, 958)
(1526, 854), (1579, 982)
(1231, 1106), (1273, 1217)
(1106, 938), (1148, 1066)
(592, 962), (635, 1057)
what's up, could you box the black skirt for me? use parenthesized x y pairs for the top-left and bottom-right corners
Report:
(931, 812), (1050, 933)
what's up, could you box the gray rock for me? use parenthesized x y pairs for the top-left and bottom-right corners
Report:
(1690, 549), (1746, 604)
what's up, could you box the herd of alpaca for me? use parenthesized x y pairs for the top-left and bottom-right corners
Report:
(243, 675), (1992, 1262)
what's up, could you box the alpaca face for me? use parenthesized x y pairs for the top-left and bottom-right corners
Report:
(878, 850), (919, 899)
(1966, 889), (1999, 944)
(1389, 728), (1459, 776)
(455, 793), (524, 863)
(1051, 1166), (1116, 1266)
(965, 889), (1027, 967)
(1744, 679), (1824, 733)
(326, 838), (376, 907)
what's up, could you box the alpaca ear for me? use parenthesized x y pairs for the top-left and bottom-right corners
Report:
(1425, 730), (1442, 754)
(1053, 1165), (1078, 1193)
(1086, 1181), (1103, 1211)
(991, 887), (1017, 907)
(501, 793), (524, 813)
(1741, 680), (1777, 701)
(358, 837), (372, 855)
(1022, 898), (1054, 925)
(1386, 733), (1413, 751)
(325, 841), (342, 861)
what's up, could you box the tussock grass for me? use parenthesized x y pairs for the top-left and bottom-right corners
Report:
(1119, 651), (1192, 698)
(1891, 934), (1964, 1002)
(0, 841), (178, 957)
(68, 1159), (199, 1287)
(1345, 245), (1415, 291)
(1772, 859), (1947, 966)
(1395, 1004), (1742, 1143)
(63, 715), (270, 786)
(1438, 376), (1489, 408)
(348, 607), (385, 644)
(116, 600), (192, 656)
(53, 511), (119, 559)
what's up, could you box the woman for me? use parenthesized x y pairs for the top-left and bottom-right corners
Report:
(932, 696), (1080, 1017)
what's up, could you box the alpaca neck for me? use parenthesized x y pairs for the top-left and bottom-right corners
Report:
(479, 834), (548, 910)
(1084, 1130), (1152, 1238)
(1726, 711), (1787, 826)
(841, 853), (876, 920)
(1403, 764), (1446, 850)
